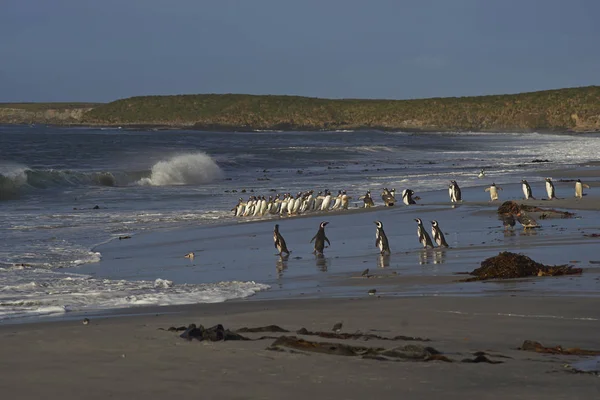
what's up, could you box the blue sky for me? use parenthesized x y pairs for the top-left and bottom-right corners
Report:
(1, 0), (598, 102)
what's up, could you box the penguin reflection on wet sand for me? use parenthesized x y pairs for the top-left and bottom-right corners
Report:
(430, 220), (449, 248)
(414, 218), (434, 248)
(374, 221), (391, 255)
(311, 221), (330, 255)
(485, 183), (502, 201)
(575, 179), (590, 199)
(521, 179), (535, 200)
(273, 224), (290, 257)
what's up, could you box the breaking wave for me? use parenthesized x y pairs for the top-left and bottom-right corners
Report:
(137, 152), (224, 186)
(0, 152), (223, 199)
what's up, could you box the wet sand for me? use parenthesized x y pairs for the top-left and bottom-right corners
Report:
(1, 296), (599, 399)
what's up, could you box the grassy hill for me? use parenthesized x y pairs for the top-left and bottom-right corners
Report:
(2, 87), (599, 132)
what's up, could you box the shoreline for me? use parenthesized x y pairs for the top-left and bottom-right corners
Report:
(3, 122), (600, 134)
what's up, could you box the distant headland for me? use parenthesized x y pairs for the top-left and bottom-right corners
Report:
(1, 86), (599, 132)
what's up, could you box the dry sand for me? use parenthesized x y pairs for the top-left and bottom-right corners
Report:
(1, 296), (599, 399)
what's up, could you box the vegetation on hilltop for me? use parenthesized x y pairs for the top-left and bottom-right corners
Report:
(82, 86), (600, 132)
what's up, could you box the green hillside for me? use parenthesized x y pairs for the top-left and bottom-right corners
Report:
(83, 86), (600, 132)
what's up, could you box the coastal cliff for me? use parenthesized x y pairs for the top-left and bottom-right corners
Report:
(1, 86), (599, 132)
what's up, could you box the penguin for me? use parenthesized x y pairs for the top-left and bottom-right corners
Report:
(273, 224), (291, 256)
(515, 211), (539, 229)
(545, 177), (556, 200)
(313, 191), (324, 210)
(340, 190), (351, 209)
(478, 169), (486, 179)
(402, 189), (416, 205)
(430, 220), (449, 248)
(575, 179), (590, 199)
(414, 218), (434, 248)
(184, 252), (195, 259)
(359, 190), (375, 208)
(449, 180), (462, 203)
(320, 190), (332, 211)
(485, 183), (502, 201)
(381, 188), (396, 206)
(310, 221), (330, 255)
(331, 190), (343, 210)
(290, 193), (302, 215)
(233, 198), (245, 217)
(374, 220), (391, 255)
(259, 196), (268, 216)
(521, 179), (535, 200)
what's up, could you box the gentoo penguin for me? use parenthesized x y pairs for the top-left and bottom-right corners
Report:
(313, 191), (324, 210)
(575, 179), (590, 199)
(310, 221), (330, 255)
(340, 190), (350, 209)
(321, 190), (332, 211)
(381, 188), (396, 206)
(449, 180), (462, 203)
(430, 220), (449, 248)
(414, 218), (434, 248)
(359, 190), (375, 208)
(331, 190), (343, 210)
(478, 169), (486, 179)
(500, 213), (516, 231)
(273, 224), (291, 256)
(184, 252), (195, 259)
(521, 179), (535, 200)
(515, 211), (539, 229)
(485, 183), (502, 201)
(545, 177), (556, 200)
(374, 220), (391, 255)
(402, 189), (416, 205)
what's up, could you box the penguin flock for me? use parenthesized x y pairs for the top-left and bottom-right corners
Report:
(233, 187), (423, 219)
(262, 175), (593, 262)
(273, 217), (450, 260)
(234, 177), (590, 220)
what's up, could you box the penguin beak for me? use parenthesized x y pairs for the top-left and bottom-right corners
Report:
(323, 222), (329, 226)
(413, 218), (419, 222)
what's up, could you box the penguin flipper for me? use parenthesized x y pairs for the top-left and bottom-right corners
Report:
(485, 188), (490, 192)
(310, 234), (317, 243)
(325, 237), (331, 246)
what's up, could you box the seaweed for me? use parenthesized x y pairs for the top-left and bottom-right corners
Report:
(519, 340), (600, 356)
(461, 252), (582, 282)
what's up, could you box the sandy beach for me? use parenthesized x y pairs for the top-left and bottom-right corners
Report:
(1, 296), (599, 399)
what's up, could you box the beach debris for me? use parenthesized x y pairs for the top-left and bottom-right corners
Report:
(82, 318), (90, 325)
(461, 354), (504, 364)
(361, 268), (370, 277)
(236, 325), (289, 333)
(496, 201), (574, 218)
(531, 159), (550, 163)
(118, 235), (132, 240)
(461, 252), (582, 282)
(295, 327), (430, 342)
(368, 289), (377, 295)
(518, 340), (600, 356)
(179, 324), (250, 341)
(331, 322), (343, 333)
(584, 233), (600, 238)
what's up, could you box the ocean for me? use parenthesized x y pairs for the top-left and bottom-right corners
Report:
(1, 124), (600, 321)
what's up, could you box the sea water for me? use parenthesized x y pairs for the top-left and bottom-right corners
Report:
(1, 124), (600, 321)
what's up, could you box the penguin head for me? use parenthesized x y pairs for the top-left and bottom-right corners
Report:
(431, 220), (438, 227)
(521, 179), (527, 184)
(374, 221), (383, 228)
(320, 221), (329, 228)
(414, 218), (422, 225)
(545, 177), (552, 182)
(577, 179), (581, 183)
(274, 224), (279, 231)
(491, 183), (496, 187)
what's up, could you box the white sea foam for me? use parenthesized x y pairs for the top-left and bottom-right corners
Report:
(0, 267), (270, 321)
(138, 152), (224, 186)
